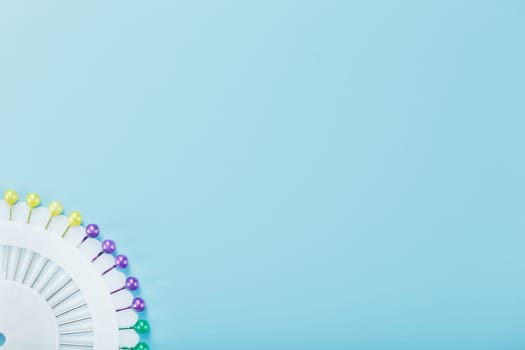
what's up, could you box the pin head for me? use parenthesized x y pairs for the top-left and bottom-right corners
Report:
(115, 255), (129, 269)
(126, 277), (140, 291)
(102, 240), (116, 254)
(85, 224), (100, 238)
(132, 297), (146, 312)
(4, 190), (19, 205)
(134, 343), (149, 350)
(48, 201), (63, 216)
(26, 193), (41, 208)
(133, 319), (150, 334)
(68, 211), (83, 226)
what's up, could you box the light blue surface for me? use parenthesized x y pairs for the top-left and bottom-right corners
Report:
(1, 1), (525, 349)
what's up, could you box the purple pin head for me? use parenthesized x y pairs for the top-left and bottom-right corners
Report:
(101, 253), (129, 276)
(115, 254), (129, 269)
(132, 297), (146, 312)
(116, 296), (147, 313)
(102, 240), (116, 254)
(112, 276), (140, 295)
(85, 224), (100, 238)
(126, 277), (140, 291)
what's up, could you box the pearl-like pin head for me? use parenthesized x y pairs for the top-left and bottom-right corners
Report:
(102, 240), (116, 254)
(126, 277), (140, 291)
(132, 297), (146, 312)
(4, 189), (19, 205)
(134, 319), (150, 334)
(85, 224), (100, 238)
(48, 201), (63, 217)
(26, 193), (41, 208)
(134, 343), (150, 350)
(115, 254), (129, 269)
(68, 211), (83, 226)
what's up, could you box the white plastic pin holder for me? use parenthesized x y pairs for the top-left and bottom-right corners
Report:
(0, 190), (150, 350)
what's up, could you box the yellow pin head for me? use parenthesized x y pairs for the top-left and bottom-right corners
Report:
(48, 201), (63, 217)
(68, 211), (83, 226)
(26, 192), (41, 208)
(4, 190), (19, 206)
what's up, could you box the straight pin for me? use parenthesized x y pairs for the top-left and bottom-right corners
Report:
(4, 189), (19, 221)
(91, 240), (116, 262)
(58, 316), (91, 327)
(61, 211), (82, 238)
(31, 259), (50, 289)
(21, 251), (36, 284)
(78, 223), (99, 247)
(12, 248), (23, 281)
(45, 201), (63, 229)
(59, 329), (93, 336)
(51, 288), (80, 309)
(4, 246), (10, 279)
(59, 343), (93, 349)
(102, 254), (128, 276)
(116, 297), (146, 313)
(46, 278), (72, 302)
(119, 319), (150, 335)
(111, 277), (139, 295)
(38, 266), (61, 294)
(55, 302), (87, 318)
(25, 192), (41, 223)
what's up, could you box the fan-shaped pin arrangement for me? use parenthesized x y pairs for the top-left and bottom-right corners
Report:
(0, 190), (150, 350)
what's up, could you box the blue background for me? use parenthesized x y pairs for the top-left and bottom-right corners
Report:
(1, 1), (525, 349)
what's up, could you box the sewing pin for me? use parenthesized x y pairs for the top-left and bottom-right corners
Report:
(116, 297), (146, 313)
(78, 223), (100, 247)
(61, 211), (83, 238)
(111, 276), (140, 295)
(92, 240), (116, 262)
(55, 302), (88, 318)
(4, 189), (19, 221)
(45, 201), (63, 229)
(21, 193), (41, 283)
(102, 254), (128, 276)
(120, 343), (149, 350)
(26, 192), (41, 223)
(119, 319), (150, 334)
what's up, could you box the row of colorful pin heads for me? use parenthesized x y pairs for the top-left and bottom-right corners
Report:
(119, 319), (150, 350)
(70, 225), (150, 345)
(3, 191), (145, 292)
(78, 225), (149, 328)
(4, 190), (150, 343)
(74, 224), (148, 315)
(3, 190), (83, 238)
(2, 192), (129, 269)
(69, 224), (148, 313)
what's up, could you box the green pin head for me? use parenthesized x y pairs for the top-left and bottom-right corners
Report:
(134, 342), (150, 350)
(134, 319), (150, 334)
